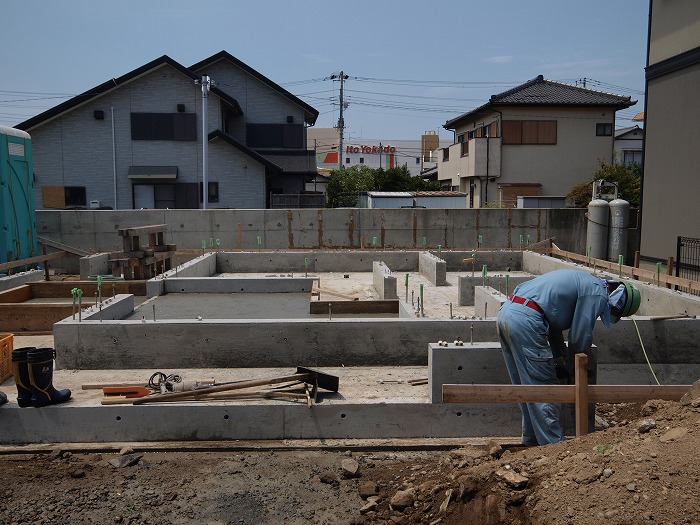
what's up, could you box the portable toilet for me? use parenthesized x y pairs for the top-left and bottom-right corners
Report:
(0, 125), (37, 266)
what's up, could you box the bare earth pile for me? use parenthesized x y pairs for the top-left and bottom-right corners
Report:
(1, 399), (699, 525)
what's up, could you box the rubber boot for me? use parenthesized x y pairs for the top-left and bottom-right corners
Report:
(11, 347), (35, 408)
(26, 348), (71, 407)
(0, 391), (7, 406)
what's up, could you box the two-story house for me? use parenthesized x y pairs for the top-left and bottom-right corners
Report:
(437, 75), (635, 208)
(16, 51), (318, 210)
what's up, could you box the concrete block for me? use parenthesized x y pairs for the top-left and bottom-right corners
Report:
(428, 342), (510, 402)
(79, 253), (110, 280)
(419, 252), (447, 286)
(0, 269), (43, 291)
(373, 261), (397, 299)
(474, 286), (507, 319)
(457, 274), (534, 306)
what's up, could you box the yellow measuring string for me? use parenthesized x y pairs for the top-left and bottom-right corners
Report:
(631, 318), (661, 386)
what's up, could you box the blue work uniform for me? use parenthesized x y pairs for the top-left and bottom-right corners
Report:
(497, 269), (612, 445)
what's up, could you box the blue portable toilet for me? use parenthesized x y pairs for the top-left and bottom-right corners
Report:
(1, 125), (37, 266)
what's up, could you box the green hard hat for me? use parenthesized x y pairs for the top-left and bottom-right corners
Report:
(611, 281), (641, 323)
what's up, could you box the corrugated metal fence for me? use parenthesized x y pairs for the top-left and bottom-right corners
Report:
(676, 236), (700, 295)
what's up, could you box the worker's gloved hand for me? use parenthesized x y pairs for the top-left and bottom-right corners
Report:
(555, 365), (568, 381)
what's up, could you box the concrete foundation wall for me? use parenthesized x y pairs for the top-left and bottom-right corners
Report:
(522, 251), (700, 317)
(440, 250), (524, 272)
(162, 277), (316, 294)
(458, 274), (534, 306)
(81, 294), (135, 321)
(474, 286), (507, 319)
(36, 208), (590, 253)
(147, 253), (217, 296)
(419, 252), (447, 286)
(0, 403), (522, 443)
(372, 262), (397, 300)
(53, 318), (501, 369)
(52, 315), (700, 379)
(0, 270), (43, 291)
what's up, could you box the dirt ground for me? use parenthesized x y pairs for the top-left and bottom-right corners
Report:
(2, 397), (699, 525)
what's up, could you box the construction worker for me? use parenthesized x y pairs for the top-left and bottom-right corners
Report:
(497, 269), (641, 446)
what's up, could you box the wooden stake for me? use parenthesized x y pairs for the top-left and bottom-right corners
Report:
(574, 353), (588, 437)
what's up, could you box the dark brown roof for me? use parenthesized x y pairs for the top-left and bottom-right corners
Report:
(445, 75), (636, 129)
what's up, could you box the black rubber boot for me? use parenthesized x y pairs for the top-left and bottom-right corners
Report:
(26, 348), (71, 407)
(11, 347), (35, 408)
(0, 391), (7, 406)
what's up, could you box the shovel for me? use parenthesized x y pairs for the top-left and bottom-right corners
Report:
(132, 367), (339, 405)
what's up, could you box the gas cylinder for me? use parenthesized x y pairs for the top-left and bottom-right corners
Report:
(586, 198), (609, 260)
(607, 198), (629, 262)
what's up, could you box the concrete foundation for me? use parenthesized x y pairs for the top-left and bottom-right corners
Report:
(458, 274), (534, 306)
(474, 286), (508, 319)
(419, 252), (447, 286)
(428, 342), (511, 402)
(0, 269), (44, 291)
(372, 261), (397, 299)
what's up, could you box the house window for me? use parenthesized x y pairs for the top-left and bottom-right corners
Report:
(623, 150), (643, 166)
(65, 186), (87, 207)
(461, 141), (469, 156)
(359, 158), (365, 164)
(442, 148), (450, 161)
(345, 157), (351, 164)
(415, 157), (420, 165)
(596, 123), (613, 136)
(246, 123), (303, 148)
(457, 134), (465, 143)
(502, 120), (557, 145)
(131, 113), (197, 141)
(199, 181), (219, 204)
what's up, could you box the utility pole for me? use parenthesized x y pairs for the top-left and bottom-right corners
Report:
(331, 71), (349, 171)
(195, 75), (212, 209)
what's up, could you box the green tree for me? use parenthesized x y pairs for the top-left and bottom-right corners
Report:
(326, 165), (440, 208)
(566, 162), (641, 207)
(326, 165), (375, 208)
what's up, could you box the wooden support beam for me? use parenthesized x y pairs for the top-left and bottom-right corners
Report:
(117, 224), (168, 237)
(545, 247), (700, 293)
(574, 354), (588, 437)
(0, 251), (68, 272)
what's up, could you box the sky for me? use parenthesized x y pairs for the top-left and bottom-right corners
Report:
(0, 1), (649, 143)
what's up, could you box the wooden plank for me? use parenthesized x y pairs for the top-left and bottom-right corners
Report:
(309, 300), (399, 315)
(574, 354), (589, 437)
(0, 251), (68, 272)
(0, 304), (76, 332)
(117, 224), (167, 237)
(442, 384), (691, 404)
(547, 247), (700, 293)
(0, 285), (32, 303)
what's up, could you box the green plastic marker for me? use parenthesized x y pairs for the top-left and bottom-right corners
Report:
(482, 264), (487, 286)
(372, 236), (377, 247)
(422, 236), (427, 247)
(216, 239), (220, 247)
(201, 239), (206, 250)
(438, 244), (442, 254)
(527, 234), (531, 245)
(478, 234), (483, 248)
(97, 275), (103, 304)
(419, 283), (424, 317)
(471, 251), (476, 277)
(618, 255), (624, 277)
(210, 237), (214, 248)
(656, 261), (662, 285)
(519, 234), (524, 250)
(587, 246), (592, 266)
